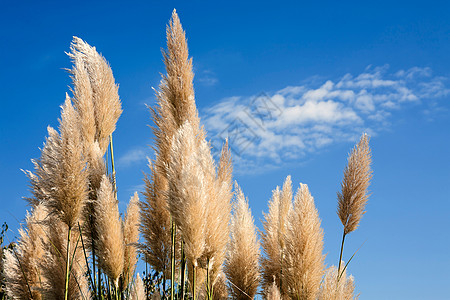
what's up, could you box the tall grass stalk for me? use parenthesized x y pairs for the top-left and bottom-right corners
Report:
(170, 221), (176, 300)
(336, 134), (372, 279)
(64, 227), (72, 300)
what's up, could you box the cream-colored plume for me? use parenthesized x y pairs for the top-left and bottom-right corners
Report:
(261, 176), (293, 294)
(44, 95), (89, 229)
(122, 192), (141, 290)
(318, 265), (356, 300)
(40, 216), (89, 300)
(68, 36), (122, 153)
(283, 184), (325, 300)
(141, 9), (200, 277)
(202, 141), (233, 284)
(3, 204), (47, 300)
(129, 273), (146, 300)
(224, 183), (260, 299)
(266, 279), (282, 300)
(94, 175), (124, 284)
(337, 134), (372, 235)
(167, 121), (207, 267)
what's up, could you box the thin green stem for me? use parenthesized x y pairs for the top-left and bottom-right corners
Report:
(109, 134), (117, 198)
(170, 220), (176, 300)
(64, 226), (73, 300)
(180, 241), (186, 300)
(337, 231), (346, 282)
(192, 265), (196, 300)
(78, 223), (95, 293)
(98, 268), (103, 299)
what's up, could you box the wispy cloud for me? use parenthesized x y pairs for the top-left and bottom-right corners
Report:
(197, 69), (218, 86)
(117, 147), (148, 168)
(202, 65), (449, 173)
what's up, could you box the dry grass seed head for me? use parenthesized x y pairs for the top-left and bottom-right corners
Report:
(40, 215), (89, 300)
(3, 204), (48, 300)
(224, 183), (260, 300)
(283, 184), (325, 300)
(318, 265), (356, 300)
(260, 186), (282, 292)
(95, 175), (124, 284)
(69, 37), (122, 153)
(167, 122), (207, 267)
(337, 134), (372, 235)
(122, 192), (140, 290)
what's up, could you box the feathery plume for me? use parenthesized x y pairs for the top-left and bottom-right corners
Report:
(95, 175), (124, 284)
(122, 192), (140, 290)
(43, 95), (89, 229)
(261, 186), (281, 292)
(318, 265), (356, 300)
(129, 273), (146, 300)
(278, 176), (293, 250)
(261, 176), (292, 294)
(3, 204), (47, 300)
(266, 279), (282, 300)
(167, 122), (207, 267)
(224, 183), (260, 300)
(68, 36), (122, 153)
(202, 141), (233, 284)
(140, 160), (172, 276)
(283, 184), (325, 300)
(141, 9), (199, 279)
(40, 216), (89, 300)
(337, 134), (372, 235)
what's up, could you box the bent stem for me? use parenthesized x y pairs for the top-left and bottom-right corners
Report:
(109, 134), (117, 198)
(64, 226), (73, 300)
(337, 231), (346, 282)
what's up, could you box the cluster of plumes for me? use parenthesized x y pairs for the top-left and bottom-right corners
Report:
(224, 184), (260, 299)
(140, 9), (234, 298)
(318, 266), (356, 300)
(3, 37), (141, 299)
(261, 177), (325, 300)
(3, 9), (372, 300)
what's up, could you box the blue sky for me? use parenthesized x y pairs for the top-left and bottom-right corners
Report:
(1, 0), (450, 299)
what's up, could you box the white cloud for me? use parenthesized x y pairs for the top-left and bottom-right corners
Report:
(197, 69), (218, 86)
(117, 148), (148, 168)
(202, 65), (449, 173)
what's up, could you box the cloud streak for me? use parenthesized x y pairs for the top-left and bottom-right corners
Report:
(202, 65), (449, 173)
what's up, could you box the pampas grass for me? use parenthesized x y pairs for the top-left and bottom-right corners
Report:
(3, 204), (47, 300)
(266, 279), (282, 300)
(40, 215), (89, 300)
(68, 37), (122, 154)
(3, 10), (375, 300)
(129, 273), (145, 300)
(337, 134), (372, 276)
(318, 266), (356, 300)
(122, 192), (141, 291)
(261, 176), (292, 295)
(283, 184), (325, 300)
(202, 142), (233, 298)
(338, 134), (372, 235)
(94, 175), (124, 286)
(167, 122), (207, 269)
(224, 184), (260, 300)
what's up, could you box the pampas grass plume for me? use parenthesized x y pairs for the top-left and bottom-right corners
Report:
(283, 183), (325, 300)
(337, 134), (372, 235)
(122, 192), (141, 290)
(95, 175), (124, 284)
(224, 183), (260, 299)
